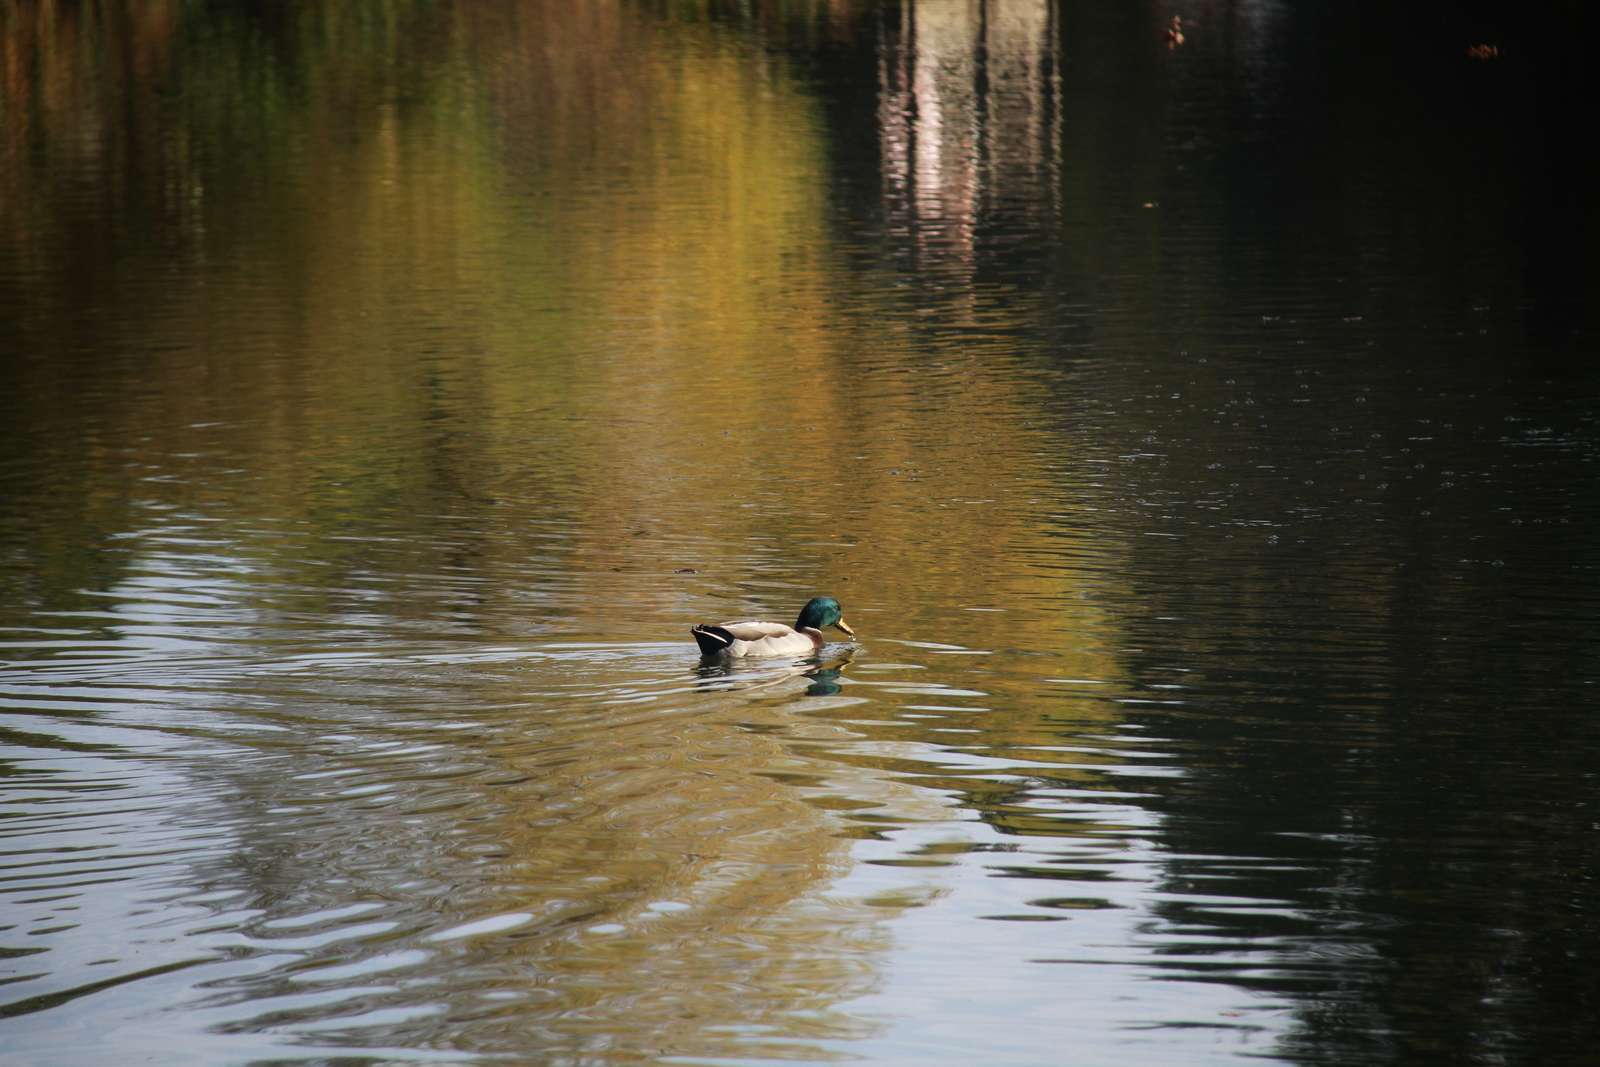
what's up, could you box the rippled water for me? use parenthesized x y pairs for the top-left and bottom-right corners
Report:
(3, 2), (1598, 1064)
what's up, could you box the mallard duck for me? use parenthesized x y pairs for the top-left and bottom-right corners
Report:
(691, 596), (856, 658)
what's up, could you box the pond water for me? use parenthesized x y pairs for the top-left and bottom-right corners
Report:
(2, 2), (1597, 1064)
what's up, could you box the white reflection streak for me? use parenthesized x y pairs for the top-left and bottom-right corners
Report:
(913, 2), (973, 232)
(878, 0), (1059, 277)
(877, 6), (913, 216)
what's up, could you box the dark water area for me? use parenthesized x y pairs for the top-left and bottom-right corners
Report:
(2, 2), (1598, 1064)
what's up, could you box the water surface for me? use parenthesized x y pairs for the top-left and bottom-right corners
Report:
(3, 2), (1598, 1064)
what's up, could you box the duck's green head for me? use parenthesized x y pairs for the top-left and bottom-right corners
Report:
(796, 596), (855, 637)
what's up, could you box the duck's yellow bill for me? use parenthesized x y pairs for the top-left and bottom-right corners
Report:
(836, 618), (855, 636)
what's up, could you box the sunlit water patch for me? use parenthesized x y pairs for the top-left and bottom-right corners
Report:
(4, 1), (1599, 1065)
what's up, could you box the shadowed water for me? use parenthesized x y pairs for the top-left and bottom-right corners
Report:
(2, 1), (1597, 1064)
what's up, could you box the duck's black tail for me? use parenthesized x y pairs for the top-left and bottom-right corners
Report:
(691, 625), (735, 656)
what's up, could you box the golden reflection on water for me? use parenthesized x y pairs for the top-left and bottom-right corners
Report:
(2, 0), (1111, 654)
(0, 1), (1145, 1061)
(6, 0), (1598, 1062)
(426, 674), (898, 1056)
(170, 643), (994, 1058)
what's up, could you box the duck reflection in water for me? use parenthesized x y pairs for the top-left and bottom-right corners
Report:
(693, 650), (856, 698)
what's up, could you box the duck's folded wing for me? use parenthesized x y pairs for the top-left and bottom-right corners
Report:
(718, 620), (795, 641)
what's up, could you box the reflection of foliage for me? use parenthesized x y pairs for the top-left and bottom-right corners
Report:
(2, 3), (1597, 1063)
(1, 1), (456, 254)
(1, 0), (478, 614)
(0, 0), (1097, 663)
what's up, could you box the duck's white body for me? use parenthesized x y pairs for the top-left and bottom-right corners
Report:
(693, 620), (826, 658)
